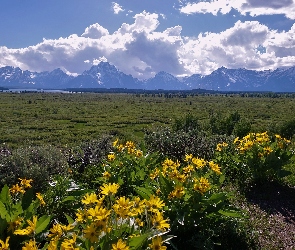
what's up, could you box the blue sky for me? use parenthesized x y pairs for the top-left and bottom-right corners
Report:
(0, 0), (295, 79)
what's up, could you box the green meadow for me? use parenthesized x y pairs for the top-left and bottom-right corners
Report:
(1, 92), (295, 147)
(0, 91), (295, 249)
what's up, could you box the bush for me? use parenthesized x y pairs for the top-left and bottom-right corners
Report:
(209, 111), (251, 137)
(280, 119), (295, 139)
(144, 126), (233, 161)
(214, 132), (294, 187)
(0, 145), (68, 192)
(67, 135), (113, 188)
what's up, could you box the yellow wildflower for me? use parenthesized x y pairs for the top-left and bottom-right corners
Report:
(112, 239), (129, 250)
(103, 171), (111, 179)
(76, 208), (88, 223)
(131, 196), (146, 216)
(0, 236), (9, 250)
(113, 196), (132, 218)
(36, 192), (46, 206)
(19, 178), (33, 189)
(82, 193), (99, 205)
(48, 240), (58, 250)
(263, 146), (273, 155)
(61, 233), (78, 250)
(135, 218), (144, 227)
(151, 211), (170, 231)
(48, 223), (64, 240)
(7, 217), (23, 232)
(150, 168), (160, 180)
(113, 138), (119, 147)
(192, 157), (206, 169)
(168, 185), (185, 199)
(149, 236), (167, 250)
(108, 153), (116, 162)
(14, 216), (37, 236)
(9, 184), (25, 195)
(184, 154), (193, 162)
(22, 239), (38, 250)
(146, 195), (165, 213)
(183, 164), (194, 174)
(100, 183), (120, 196)
(194, 177), (210, 195)
(83, 223), (100, 243)
(135, 150), (143, 157)
(208, 161), (222, 175)
(88, 206), (111, 223)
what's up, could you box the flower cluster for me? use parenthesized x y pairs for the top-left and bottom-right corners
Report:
(9, 178), (33, 195)
(46, 183), (170, 249)
(150, 155), (221, 197)
(233, 132), (290, 156)
(112, 139), (143, 158)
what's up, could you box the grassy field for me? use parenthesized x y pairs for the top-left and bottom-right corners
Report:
(0, 91), (295, 249)
(1, 92), (295, 147)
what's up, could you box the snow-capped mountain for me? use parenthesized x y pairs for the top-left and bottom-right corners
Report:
(144, 71), (189, 90)
(1, 62), (295, 92)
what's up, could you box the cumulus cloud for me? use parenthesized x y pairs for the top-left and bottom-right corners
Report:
(0, 11), (294, 78)
(81, 23), (109, 39)
(112, 2), (124, 14)
(180, 0), (295, 19)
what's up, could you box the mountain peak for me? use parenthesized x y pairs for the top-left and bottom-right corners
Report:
(0, 64), (295, 91)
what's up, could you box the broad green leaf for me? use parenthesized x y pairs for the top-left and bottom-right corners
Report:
(22, 188), (34, 211)
(0, 185), (10, 203)
(61, 196), (77, 203)
(129, 233), (150, 249)
(65, 214), (74, 224)
(133, 186), (153, 200)
(36, 215), (51, 234)
(208, 193), (227, 202)
(218, 209), (243, 218)
(0, 200), (8, 220)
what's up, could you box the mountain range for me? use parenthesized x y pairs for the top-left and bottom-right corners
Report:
(1, 62), (295, 92)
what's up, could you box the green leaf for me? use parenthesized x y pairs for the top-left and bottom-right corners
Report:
(61, 196), (77, 203)
(65, 214), (74, 224)
(128, 233), (150, 249)
(133, 186), (153, 200)
(218, 209), (243, 218)
(0, 185), (10, 203)
(22, 188), (34, 211)
(0, 200), (8, 220)
(36, 215), (51, 234)
(208, 192), (227, 202)
(219, 174), (225, 184)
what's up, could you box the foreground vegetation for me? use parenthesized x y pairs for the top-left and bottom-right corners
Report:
(0, 92), (295, 249)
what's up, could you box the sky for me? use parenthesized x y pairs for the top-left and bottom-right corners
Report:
(0, 0), (295, 79)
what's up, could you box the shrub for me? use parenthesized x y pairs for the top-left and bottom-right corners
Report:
(280, 119), (295, 139)
(214, 132), (294, 187)
(67, 135), (113, 188)
(144, 126), (233, 161)
(172, 113), (200, 132)
(209, 111), (251, 137)
(0, 145), (68, 192)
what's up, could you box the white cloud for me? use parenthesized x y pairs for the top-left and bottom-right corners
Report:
(0, 12), (294, 78)
(112, 2), (124, 14)
(81, 23), (109, 39)
(180, 0), (295, 19)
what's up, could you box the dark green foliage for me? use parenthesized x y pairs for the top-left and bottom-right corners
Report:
(173, 113), (200, 132)
(280, 119), (295, 139)
(144, 126), (233, 161)
(209, 111), (251, 137)
(67, 135), (113, 188)
(0, 145), (68, 191)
